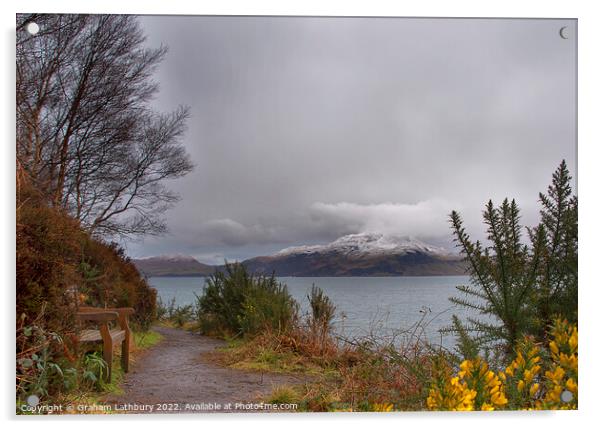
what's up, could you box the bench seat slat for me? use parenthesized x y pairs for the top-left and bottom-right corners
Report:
(79, 329), (126, 343)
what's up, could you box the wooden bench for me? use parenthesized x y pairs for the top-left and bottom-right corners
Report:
(77, 306), (134, 381)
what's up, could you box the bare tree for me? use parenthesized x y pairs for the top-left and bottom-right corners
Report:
(16, 14), (193, 237)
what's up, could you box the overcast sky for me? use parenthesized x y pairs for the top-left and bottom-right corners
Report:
(127, 16), (576, 264)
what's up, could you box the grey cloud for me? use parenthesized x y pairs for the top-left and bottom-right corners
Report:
(127, 16), (576, 261)
(198, 218), (288, 246)
(309, 200), (456, 239)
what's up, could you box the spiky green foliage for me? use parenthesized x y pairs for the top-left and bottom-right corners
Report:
(449, 199), (542, 351)
(196, 262), (299, 337)
(451, 315), (480, 361)
(448, 161), (577, 353)
(308, 284), (336, 330)
(532, 160), (578, 332)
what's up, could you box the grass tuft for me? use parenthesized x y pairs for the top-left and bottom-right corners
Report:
(133, 330), (164, 350)
(266, 385), (301, 405)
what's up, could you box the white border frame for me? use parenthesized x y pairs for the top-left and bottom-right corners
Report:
(3, 1), (600, 428)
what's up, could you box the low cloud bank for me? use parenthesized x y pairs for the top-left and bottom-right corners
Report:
(309, 199), (455, 239)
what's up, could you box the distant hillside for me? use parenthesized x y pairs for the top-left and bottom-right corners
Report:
(132, 254), (214, 277)
(242, 233), (467, 277)
(134, 233), (467, 277)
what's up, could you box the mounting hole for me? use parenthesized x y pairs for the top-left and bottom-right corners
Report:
(26, 22), (40, 35)
(27, 394), (40, 406)
(560, 390), (574, 403)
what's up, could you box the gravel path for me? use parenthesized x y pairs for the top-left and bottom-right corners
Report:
(103, 326), (307, 414)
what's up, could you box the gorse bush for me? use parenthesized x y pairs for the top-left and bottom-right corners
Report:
(197, 262), (298, 337)
(238, 278), (298, 335)
(448, 161), (577, 353)
(427, 319), (577, 411)
(533, 161), (578, 332)
(449, 199), (541, 351)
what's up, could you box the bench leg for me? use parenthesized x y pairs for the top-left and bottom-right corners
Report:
(121, 334), (130, 373)
(102, 338), (113, 383)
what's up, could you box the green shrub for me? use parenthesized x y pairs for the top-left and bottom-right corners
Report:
(307, 285), (336, 332)
(81, 352), (109, 390)
(172, 305), (194, 327)
(196, 262), (298, 337)
(156, 296), (176, 321)
(238, 276), (298, 335)
(78, 239), (157, 328)
(157, 297), (195, 327)
(533, 160), (578, 330)
(16, 312), (71, 402)
(448, 160), (577, 354)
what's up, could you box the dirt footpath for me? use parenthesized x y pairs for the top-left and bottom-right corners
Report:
(103, 326), (307, 414)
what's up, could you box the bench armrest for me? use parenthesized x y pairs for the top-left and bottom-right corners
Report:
(100, 308), (134, 331)
(79, 306), (134, 316)
(77, 307), (134, 331)
(105, 307), (135, 317)
(76, 311), (118, 322)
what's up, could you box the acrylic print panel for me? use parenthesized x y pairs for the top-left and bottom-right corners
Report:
(16, 14), (577, 414)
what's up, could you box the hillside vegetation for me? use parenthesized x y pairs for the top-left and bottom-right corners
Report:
(16, 14), (192, 411)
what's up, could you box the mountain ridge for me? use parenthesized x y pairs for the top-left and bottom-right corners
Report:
(132, 233), (466, 277)
(132, 254), (214, 277)
(242, 233), (465, 277)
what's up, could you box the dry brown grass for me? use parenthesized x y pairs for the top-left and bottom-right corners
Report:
(213, 322), (443, 411)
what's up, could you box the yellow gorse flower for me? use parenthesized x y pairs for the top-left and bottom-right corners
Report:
(426, 358), (478, 411)
(372, 403), (394, 412)
(481, 403), (495, 411)
(538, 319), (578, 410)
(529, 383), (540, 397)
(427, 357), (507, 411)
(566, 378), (577, 395)
(426, 319), (577, 411)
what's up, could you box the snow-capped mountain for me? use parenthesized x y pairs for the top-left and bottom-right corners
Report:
(132, 234), (466, 278)
(275, 233), (450, 259)
(243, 233), (465, 277)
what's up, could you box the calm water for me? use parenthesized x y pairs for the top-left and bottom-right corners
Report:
(149, 275), (474, 349)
